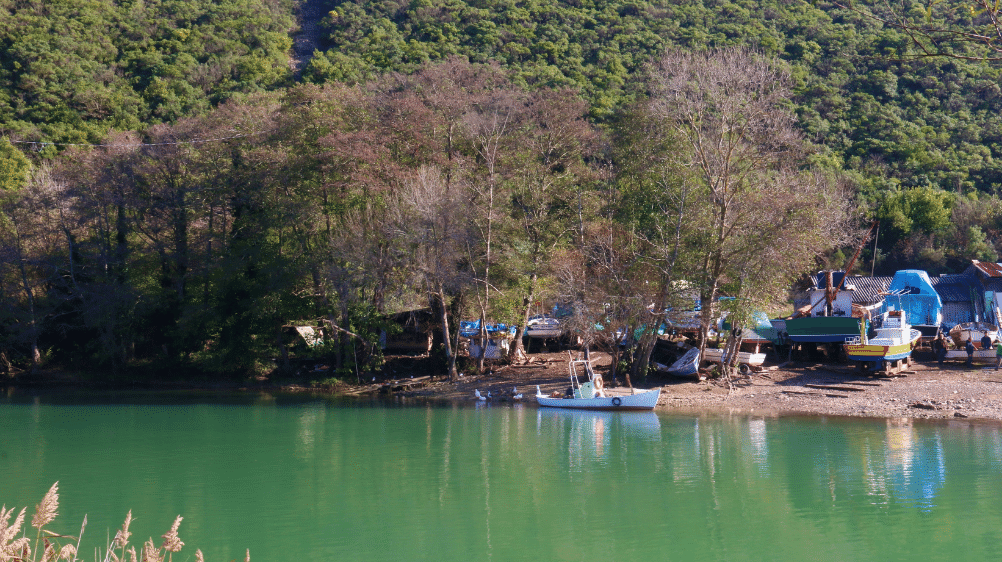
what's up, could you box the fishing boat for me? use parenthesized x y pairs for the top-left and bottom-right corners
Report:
(881, 270), (942, 344)
(844, 309), (921, 368)
(784, 270), (882, 344)
(949, 321), (999, 349)
(718, 310), (779, 350)
(524, 315), (562, 338)
(459, 319), (516, 338)
(535, 359), (661, 411)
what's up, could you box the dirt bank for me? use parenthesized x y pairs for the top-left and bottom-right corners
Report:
(378, 350), (1002, 422)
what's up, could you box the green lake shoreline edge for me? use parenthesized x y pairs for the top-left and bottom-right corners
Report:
(6, 350), (1002, 424)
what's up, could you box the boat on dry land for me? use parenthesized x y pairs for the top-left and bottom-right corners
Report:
(661, 346), (700, 377)
(949, 321), (999, 348)
(844, 309), (921, 372)
(700, 347), (767, 372)
(524, 315), (562, 338)
(535, 359), (661, 411)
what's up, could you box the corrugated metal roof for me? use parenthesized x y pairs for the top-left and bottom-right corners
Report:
(804, 273), (889, 305)
(846, 276), (891, 304)
(973, 260), (1002, 278)
(930, 272), (978, 303)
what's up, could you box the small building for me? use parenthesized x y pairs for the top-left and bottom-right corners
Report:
(929, 271), (979, 329)
(968, 260), (1002, 326)
(792, 272), (891, 313)
(380, 308), (440, 355)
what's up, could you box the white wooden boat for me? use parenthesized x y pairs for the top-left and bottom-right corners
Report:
(701, 347), (766, 368)
(945, 349), (997, 362)
(949, 322), (999, 349)
(469, 337), (511, 359)
(525, 315), (562, 338)
(535, 359), (661, 411)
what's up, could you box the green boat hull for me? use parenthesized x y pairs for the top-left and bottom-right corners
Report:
(784, 317), (862, 343)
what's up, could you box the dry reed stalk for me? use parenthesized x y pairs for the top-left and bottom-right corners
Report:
(58, 544), (76, 561)
(127, 546), (137, 562)
(1, 537), (31, 562)
(244, 548), (250, 562)
(159, 516), (183, 553)
(0, 506), (27, 549)
(193, 550), (203, 562)
(75, 514), (87, 562)
(140, 538), (161, 562)
(113, 512), (132, 550)
(41, 539), (56, 562)
(32, 482), (59, 529)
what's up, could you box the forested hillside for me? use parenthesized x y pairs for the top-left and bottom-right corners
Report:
(304, 0), (1002, 270)
(0, 0), (295, 149)
(1, 0), (1001, 379)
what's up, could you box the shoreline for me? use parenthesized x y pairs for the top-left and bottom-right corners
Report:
(6, 350), (1002, 423)
(391, 350), (1002, 423)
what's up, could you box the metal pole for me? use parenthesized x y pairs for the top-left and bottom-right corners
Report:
(871, 222), (880, 277)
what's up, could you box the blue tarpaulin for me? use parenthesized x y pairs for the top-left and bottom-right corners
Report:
(881, 270), (942, 326)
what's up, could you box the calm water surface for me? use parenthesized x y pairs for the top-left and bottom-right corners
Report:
(3, 389), (1002, 562)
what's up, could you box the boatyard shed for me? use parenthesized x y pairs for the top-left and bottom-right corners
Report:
(966, 260), (1002, 326)
(930, 271), (980, 329)
(787, 262), (1002, 331)
(793, 272), (891, 311)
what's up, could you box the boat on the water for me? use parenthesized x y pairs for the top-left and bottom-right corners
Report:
(844, 309), (921, 368)
(535, 359), (661, 411)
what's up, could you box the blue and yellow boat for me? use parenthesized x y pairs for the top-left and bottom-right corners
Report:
(844, 309), (921, 366)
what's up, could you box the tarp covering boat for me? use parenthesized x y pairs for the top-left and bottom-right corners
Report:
(881, 270), (942, 328)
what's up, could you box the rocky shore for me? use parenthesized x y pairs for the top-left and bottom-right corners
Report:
(392, 350), (1002, 422)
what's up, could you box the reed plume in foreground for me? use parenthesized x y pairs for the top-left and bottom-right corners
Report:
(1, 484), (247, 562)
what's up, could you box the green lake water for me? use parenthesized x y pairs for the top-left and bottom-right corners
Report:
(3, 389), (1002, 562)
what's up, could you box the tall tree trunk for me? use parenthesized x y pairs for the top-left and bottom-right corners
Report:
(511, 265), (539, 361)
(14, 231), (40, 368)
(435, 285), (459, 381)
(172, 188), (189, 302)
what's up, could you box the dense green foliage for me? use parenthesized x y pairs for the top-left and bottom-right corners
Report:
(0, 0), (295, 147)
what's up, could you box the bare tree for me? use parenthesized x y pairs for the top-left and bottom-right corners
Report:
(648, 48), (856, 378)
(505, 89), (600, 360)
(464, 88), (520, 372)
(0, 165), (66, 369)
(395, 165), (473, 381)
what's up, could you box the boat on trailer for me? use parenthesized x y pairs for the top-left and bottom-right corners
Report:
(535, 359), (661, 411)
